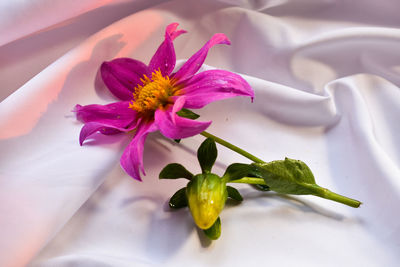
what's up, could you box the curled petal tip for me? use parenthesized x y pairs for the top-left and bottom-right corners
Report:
(168, 22), (179, 27)
(134, 176), (143, 182)
(72, 105), (82, 120)
(79, 125), (92, 146)
(140, 165), (146, 177)
(79, 136), (84, 146)
(166, 22), (184, 32)
(213, 33), (231, 45)
(72, 104), (81, 112)
(166, 23), (187, 41)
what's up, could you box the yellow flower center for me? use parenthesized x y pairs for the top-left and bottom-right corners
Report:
(129, 70), (181, 116)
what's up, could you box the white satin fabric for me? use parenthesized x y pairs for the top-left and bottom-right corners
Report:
(1, 0), (399, 266)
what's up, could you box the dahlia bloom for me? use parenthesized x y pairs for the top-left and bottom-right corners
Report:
(75, 23), (254, 181)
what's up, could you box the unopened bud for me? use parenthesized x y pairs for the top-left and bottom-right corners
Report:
(186, 173), (227, 229)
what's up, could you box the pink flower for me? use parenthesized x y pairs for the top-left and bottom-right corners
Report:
(75, 23), (254, 181)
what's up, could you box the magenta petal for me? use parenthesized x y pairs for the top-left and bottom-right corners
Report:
(173, 33), (231, 83)
(120, 121), (157, 181)
(155, 99), (211, 139)
(79, 120), (139, 146)
(181, 69), (254, 109)
(149, 23), (186, 76)
(74, 101), (136, 126)
(101, 58), (149, 101)
(76, 101), (139, 145)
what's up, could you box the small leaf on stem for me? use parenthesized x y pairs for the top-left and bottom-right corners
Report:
(176, 108), (200, 120)
(223, 163), (254, 181)
(204, 217), (221, 240)
(227, 186), (243, 202)
(159, 163), (193, 180)
(197, 138), (217, 173)
(252, 184), (271, 191)
(174, 109), (200, 143)
(169, 187), (188, 209)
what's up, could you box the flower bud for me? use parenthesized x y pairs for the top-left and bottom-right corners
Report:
(186, 173), (228, 229)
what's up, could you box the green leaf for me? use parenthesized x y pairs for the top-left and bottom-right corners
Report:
(176, 108), (200, 120)
(159, 163), (193, 180)
(223, 163), (254, 181)
(227, 186), (243, 202)
(252, 184), (271, 191)
(253, 158), (362, 208)
(203, 217), (221, 240)
(197, 138), (217, 173)
(169, 187), (188, 209)
(251, 158), (316, 195)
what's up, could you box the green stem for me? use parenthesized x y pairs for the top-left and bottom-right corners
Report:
(231, 180), (361, 207)
(199, 131), (361, 208)
(323, 190), (361, 208)
(228, 177), (267, 185)
(201, 131), (264, 163)
(305, 184), (362, 208)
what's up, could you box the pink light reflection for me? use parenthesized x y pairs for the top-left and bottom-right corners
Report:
(0, 11), (163, 140)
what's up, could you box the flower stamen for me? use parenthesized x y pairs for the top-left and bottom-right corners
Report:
(129, 70), (180, 115)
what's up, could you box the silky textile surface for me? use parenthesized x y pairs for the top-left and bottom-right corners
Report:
(0, 0), (399, 266)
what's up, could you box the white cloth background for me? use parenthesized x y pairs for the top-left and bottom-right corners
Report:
(1, 0), (399, 266)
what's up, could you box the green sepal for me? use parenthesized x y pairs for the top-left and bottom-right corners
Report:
(173, 109), (200, 143)
(176, 108), (200, 120)
(227, 186), (243, 202)
(251, 158), (316, 195)
(169, 187), (188, 209)
(203, 217), (221, 240)
(223, 163), (254, 181)
(197, 138), (217, 174)
(159, 163), (193, 180)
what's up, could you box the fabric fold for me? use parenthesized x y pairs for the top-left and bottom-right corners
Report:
(1, 1), (400, 267)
